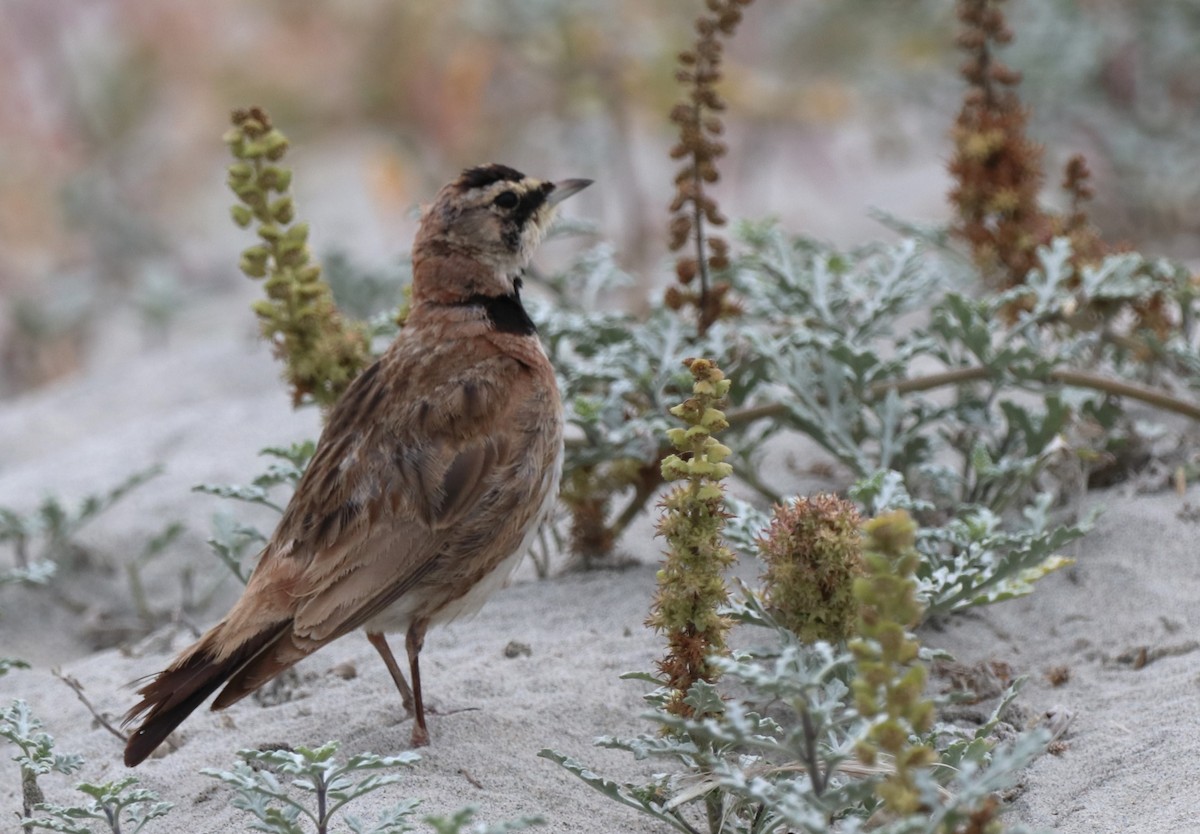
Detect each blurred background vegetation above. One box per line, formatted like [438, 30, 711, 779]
[2, 0, 1199, 395]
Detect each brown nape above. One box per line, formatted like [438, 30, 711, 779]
[122, 623, 288, 767]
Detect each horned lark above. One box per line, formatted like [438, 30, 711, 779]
[123, 164, 591, 766]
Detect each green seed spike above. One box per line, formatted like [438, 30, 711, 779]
[646, 357, 736, 719]
[225, 106, 369, 409]
[848, 509, 936, 816]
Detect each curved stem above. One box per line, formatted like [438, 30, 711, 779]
[609, 474, 664, 542]
[1048, 369, 1200, 420]
[566, 366, 1200, 454]
[567, 363, 1200, 550]
[868, 366, 991, 396]
[868, 366, 1200, 421]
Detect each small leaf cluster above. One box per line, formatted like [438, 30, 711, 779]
[647, 358, 737, 718]
[423, 808, 543, 834]
[1, 700, 85, 784]
[201, 743, 539, 834]
[0, 658, 31, 677]
[2, 699, 85, 828]
[194, 441, 316, 515]
[225, 107, 370, 408]
[193, 441, 316, 584]
[201, 742, 421, 834]
[24, 777, 172, 834]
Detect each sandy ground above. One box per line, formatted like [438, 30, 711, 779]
[2, 292, 1200, 832]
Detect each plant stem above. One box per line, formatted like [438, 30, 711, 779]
[126, 561, 154, 627]
[571, 363, 1200, 550]
[22, 766, 42, 833]
[609, 473, 664, 540]
[316, 777, 327, 834]
[691, 100, 711, 335]
[717, 367, 1200, 423]
[871, 367, 1200, 421]
[800, 707, 826, 796]
[705, 789, 721, 834]
[52, 669, 128, 743]
[575, 366, 1200, 452]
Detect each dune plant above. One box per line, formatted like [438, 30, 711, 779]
[124, 521, 186, 630]
[226, 107, 370, 409]
[2, 700, 173, 834]
[848, 512, 935, 817]
[1, 700, 84, 833]
[538, 0, 1198, 576]
[202, 743, 421, 834]
[544, 511, 1047, 832]
[647, 357, 737, 721]
[757, 495, 863, 644]
[550, 0, 753, 568]
[948, 0, 1046, 291]
[23, 777, 173, 834]
[664, 0, 752, 334]
[202, 742, 540, 834]
[0, 658, 30, 677]
[946, 0, 1178, 343]
[0, 468, 187, 646]
[423, 809, 544, 834]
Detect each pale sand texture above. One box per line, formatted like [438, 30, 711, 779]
[2, 296, 1199, 832]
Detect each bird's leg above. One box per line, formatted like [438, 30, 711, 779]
[366, 631, 414, 714]
[406, 618, 431, 748]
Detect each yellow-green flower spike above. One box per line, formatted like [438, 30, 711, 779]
[849, 510, 936, 817]
[646, 357, 737, 719]
[225, 107, 370, 410]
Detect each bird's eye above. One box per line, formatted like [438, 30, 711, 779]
[493, 191, 519, 209]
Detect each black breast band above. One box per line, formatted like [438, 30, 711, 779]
[460, 280, 536, 336]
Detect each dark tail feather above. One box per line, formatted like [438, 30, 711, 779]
[210, 637, 311, 711]
[123, 624, 288, 767]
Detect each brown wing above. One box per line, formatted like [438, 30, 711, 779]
[286, 432, 515, 643]
[205, 345, 531, 699]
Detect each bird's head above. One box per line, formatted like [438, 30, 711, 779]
[412, 164, 591, 301]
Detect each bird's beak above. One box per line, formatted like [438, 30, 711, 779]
[546, 178, 593, 206]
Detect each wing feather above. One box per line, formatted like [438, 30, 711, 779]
[246, 349, 528, 647]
